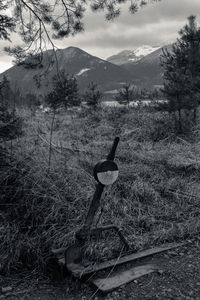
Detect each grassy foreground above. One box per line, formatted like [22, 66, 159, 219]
[1, 105, 200, 273]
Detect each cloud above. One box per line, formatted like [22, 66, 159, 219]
[53, 0, 200, 58]
[0, 0, 200, 71]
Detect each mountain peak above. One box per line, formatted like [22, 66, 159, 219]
[56, 46, 84, 56]
[54, 46, 90, 63]
[63, 46, 82, 52]
[107, 45, 161, 65]
[133, 45, 160, 57]
[0, 45, 131, 96]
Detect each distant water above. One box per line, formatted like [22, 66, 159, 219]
[102, 100, 167, 107]
[38, 101, 166, 113]
[102, 100, 152, 107]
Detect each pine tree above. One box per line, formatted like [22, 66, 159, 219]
[84, 82, 102, 108]
[180, 16, 200, 123]
[0, 75, 13, 105]
[161, 15, 200, 133]
[25, 93, 41, 115]
[115, 84, 135, 108]
[0, 76, 22, 141]
[161, 45, 188, 132]
[45, 71, 80, 111]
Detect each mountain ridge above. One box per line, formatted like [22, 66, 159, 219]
[116, 44, 173, 89]
[107, 45, 160, 65]
[0, 46, 133, 96]
[0, 44, 172, 96]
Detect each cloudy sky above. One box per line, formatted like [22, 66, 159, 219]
[0, 0, 200, 73]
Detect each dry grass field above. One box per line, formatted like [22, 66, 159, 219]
[1, 105, 200, 274]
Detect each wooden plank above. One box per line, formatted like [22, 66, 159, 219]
[58, 257, 65, 266]
[67, 242, 183, 277]
[52, 247, 67, 255]
[92, 264, 158, 292]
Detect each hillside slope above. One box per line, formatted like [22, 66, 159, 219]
[119, 44, 173, 88]
[0, 47, 132, 96]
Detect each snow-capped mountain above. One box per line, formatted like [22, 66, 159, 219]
[0, 44, 173, 97]
[107, 45, 160, 65]
[133, 45, 160, 58]
[121, 44, 173, 88]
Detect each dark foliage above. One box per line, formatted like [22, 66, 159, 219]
[84, 82, 102, 108]
[0, 76, 23, 140]
[0, 0, 160, 66]
[160, 15, 200, 133]
[45, 71, 80, 110]
[115, 84, 136, 107]
[0, 1, 15, 41]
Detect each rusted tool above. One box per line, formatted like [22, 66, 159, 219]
[52, 137, 184, 292]
[65, 137, 129, 269]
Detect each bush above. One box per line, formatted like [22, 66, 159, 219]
[0, 153, 92, 272]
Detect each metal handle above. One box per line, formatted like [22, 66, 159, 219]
[83, 183, 104, 229]
[107, 137, 120, 161]
[80, 137, 120, 232]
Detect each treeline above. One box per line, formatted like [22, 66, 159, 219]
[0, 73, 104, 112]
[44, 71, 103, 111]
[114, 84, 163, 107]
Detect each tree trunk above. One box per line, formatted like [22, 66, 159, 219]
[48, 111, 56, 172]
[193, 108, 197, 124]
[171, 111, 177, 130]
[127, 100, 130, 109]
[178, 109, 182, 134]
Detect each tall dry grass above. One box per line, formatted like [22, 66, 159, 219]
[1, 105, 200, 273]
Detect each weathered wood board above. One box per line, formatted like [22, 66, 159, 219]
[91, 264, 158, 292]
[67, 242, 183, 277]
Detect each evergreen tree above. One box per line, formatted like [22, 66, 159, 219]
[84, 82, 102, 108]
[0, 75, 13, 105]
[180, 16, 200, 122]
[25, 93, 41, 115]
[161, 45, 188, 132]
[139, 88, 149, 100]
[161, 15, 200, 133]
[0, 76, 22, 141]
[115, 84, 135, 108]
[45, 71, 80, 111]
[0, 105, 22, 140]
[149, 88, 161, 101]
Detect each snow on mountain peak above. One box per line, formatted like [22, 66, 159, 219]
[133, 45, 160, 57]
[107, 45, 161, 65]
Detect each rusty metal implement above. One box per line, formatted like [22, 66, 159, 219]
[52, 137, 183, 292]
[64, 137, 129, 269]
